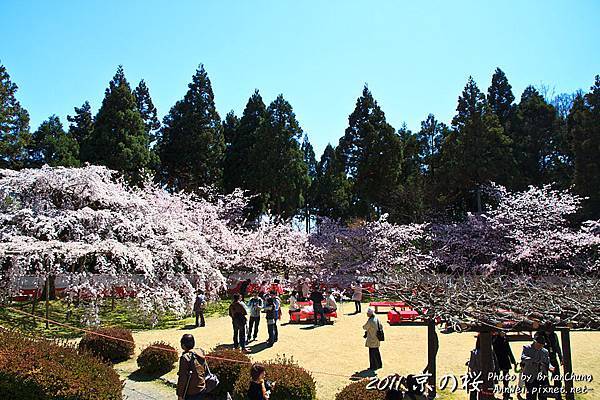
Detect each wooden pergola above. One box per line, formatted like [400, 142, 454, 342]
[377, 272, 600, 400]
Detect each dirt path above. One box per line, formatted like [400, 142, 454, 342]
[116, 303, 600, 400]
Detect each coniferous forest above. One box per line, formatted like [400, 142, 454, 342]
[1, 62, 599, 225]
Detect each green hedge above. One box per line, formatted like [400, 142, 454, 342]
[0, 328, 122, 400]
[233, 356, 316, 400]
[205, 348, 251, 397]
[137, 341, 178, 374]
[335, 380, 387, 400]
[78, 327, 134, 363]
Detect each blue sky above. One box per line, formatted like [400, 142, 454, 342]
[1, 0, 599, 157]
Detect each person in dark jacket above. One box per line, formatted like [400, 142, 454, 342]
[493, 331, 517, 399]
[263, 295, 278, 346]
[247, 363, 275, 400]
[239, 278, 251, 300]
[228, 294, 250, 353]
[539, 328, 563, 395]
[309, 286, 326, 325]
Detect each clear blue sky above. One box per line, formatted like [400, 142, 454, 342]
[2, 0, 599, 157]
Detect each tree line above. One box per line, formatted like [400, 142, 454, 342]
[1, 63, 598, 224]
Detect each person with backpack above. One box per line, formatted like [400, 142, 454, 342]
[176, 334, 218, 400]
[363, 307, 383, 370]
[309, 286, 326, 325]
[228, 294, 250, 353]
[193, 289, 207, 328]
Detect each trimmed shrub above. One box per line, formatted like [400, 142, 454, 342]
[233, 356, 316, 400]
[335, 380, 387, 400]
[137, 342, 178, 374]
[78, 327, 134, 363]
[205, 348, 251, 397]
[0, 328, 122, 400]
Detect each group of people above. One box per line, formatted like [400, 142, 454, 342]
[467, 329, 564, 400]
[229, 291, 282, 352]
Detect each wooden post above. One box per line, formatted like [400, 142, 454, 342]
[426, 320, 438, 399]
[44, 276, 49, 329]
[479, 331, 494, 400]
[561, 329, 575, 400]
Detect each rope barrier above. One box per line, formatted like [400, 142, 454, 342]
[5, 305, 357, 379]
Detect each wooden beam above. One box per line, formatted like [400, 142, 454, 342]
[426, 320, 438, 399]
[561, 329, 575, 400]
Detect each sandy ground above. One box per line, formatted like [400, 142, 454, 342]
[116, 303, 600, 400]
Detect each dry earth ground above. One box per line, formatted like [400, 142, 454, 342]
[116, 303, 600, 400]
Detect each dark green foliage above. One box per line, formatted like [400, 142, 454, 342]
[158, 64, 225, 192]
[82, 66, 155, 185]
[0, 63, 31, 169]
[335, 380, 386, 400]
[510, 86, 560, 189]
[311, 144, 352, 220]
[206, 348, 251, 397]
[136, 341, 178, 374]
[67, 101, 94, 148]
[133, 79, 161, 142]
[0, 328, 122, 400]
[233, 357, 316, 400]
[438, 76, 513, 213]
[392, 125, 425, 223]
[337, 85, 403, 220]
[301, 134, 317, 231]
[78, 327, 135, 363]
[570, 76, 600, 220]
[487, 68, 515, 128]
[29, 115, 79, 167]
[223, 110, 240, 148]
[224, 90, 267, 199]
[253, 94, 309, 219]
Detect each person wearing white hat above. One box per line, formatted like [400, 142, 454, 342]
[363, 308, 383, 370]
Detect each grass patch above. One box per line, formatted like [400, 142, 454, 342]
[0, 297, 231, 339]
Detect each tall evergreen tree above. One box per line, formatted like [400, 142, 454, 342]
[301, 134, 317, 232]
[417, 113, 447, 178]
[254, 95, 309, 219]
[570, 76, 600, 220]
[391, 124, 424, 223]
[487, 68, 515, 128]
[0, 63, 31, 169]
[222, 110, 240, 148]
[439, 77, 513, 213]
[223, 90, 266, 194]
[337, 85, 403, 220]
[133, 79, 161, 142]
[83, 66, 155, 185]
[29, 115, 79, 167]
[158, 65, 225, 192]
[509, 86, 561, 189]
[312, 144, 352, 220]
[67, 101, 94, 150]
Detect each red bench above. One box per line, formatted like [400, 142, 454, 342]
[289, 306, 337, 323]
[369, 301, 406, 313]
[387, 309, 420, 324]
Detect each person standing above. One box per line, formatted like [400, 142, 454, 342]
[541, 328, 563, 395]
[264, 295, 277, 346]
[351, 280, 363, 314]
[176, 334, 207, 400]
[521, 334, 552, 400]
[247, 292, 263, 342]
[193, 289, 207, 328]
[228, 294, 250, 353]
[301, 279, 311, 302]
[493, 331, 517, 399]
[363, 308, 383, 370]
[310, 286, 326, 325]
[323, 288, 338, 315]
[467, 336, 498, 400]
